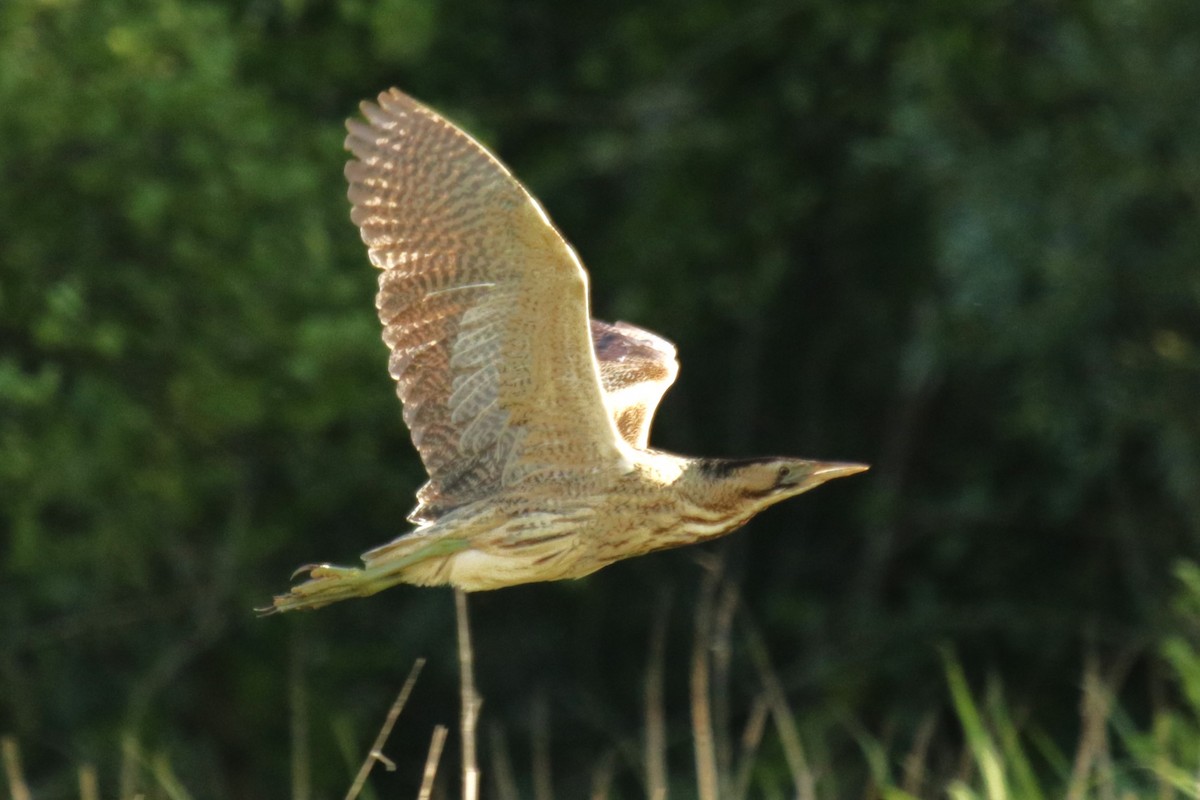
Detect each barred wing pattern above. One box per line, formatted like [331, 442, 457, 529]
[590, 320, 679, 450]
[346, 89, 629, 524]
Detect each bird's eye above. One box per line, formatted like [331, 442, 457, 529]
[777, 465, 791, 480]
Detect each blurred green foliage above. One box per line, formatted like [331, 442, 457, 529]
[1, 0, 1198, 797]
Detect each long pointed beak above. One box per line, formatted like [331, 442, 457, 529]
[811, 461, 870, 481]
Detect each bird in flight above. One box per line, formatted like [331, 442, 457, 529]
[271, 89, 867, 612]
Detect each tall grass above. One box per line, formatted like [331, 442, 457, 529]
[8, 563, 1200, 799]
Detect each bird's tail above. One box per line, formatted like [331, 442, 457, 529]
[265, 536, 470, 613]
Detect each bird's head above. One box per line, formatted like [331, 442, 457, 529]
[683, 456, 869, 518]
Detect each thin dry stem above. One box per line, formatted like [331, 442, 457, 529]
[290, 635, 311, 800]
[344, 657, 426, 800]
[456, 589, 481, 800]
[1149, 660, 1175, 800]
[691, 563, 721, 800]
[78, 763, 100, 800]
[733, 694, 770, 800]
[151, 752, 193, 800]
[712, 582, 739, 800]
[590, 751, 617, 800]
[1153, 714, 1175, 800]
[531, 693, 553, 800]
[488, 723, 519, 800]
[418, 726, 450, 800]
[644, 594, 671, 800]
[1067, 652, 1116, 800]
[119, 733, 141, 800]
[1, 737, 32, 800]
[742, 619, 816, 800]
[900, 712, 937, 797]
[953, 738, 975, 787]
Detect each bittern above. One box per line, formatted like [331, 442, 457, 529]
[271, 89, 867, 612]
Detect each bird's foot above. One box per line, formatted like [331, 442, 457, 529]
[263, 562, 371, 615]
[262, 537, 473, 614]
[295, 563, 360, 580]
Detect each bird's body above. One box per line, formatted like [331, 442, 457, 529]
[368, 455, 691, 590]
[271, 89, 866, 613]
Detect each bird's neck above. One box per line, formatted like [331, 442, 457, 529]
[664, 457, 772, 542]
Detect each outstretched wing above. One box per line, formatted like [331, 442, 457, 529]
[346, 89, 630, 524]
[590, 320, 679, 450]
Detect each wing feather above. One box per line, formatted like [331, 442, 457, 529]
[590, 320, 679, 450]
[346, 89, 629, 524]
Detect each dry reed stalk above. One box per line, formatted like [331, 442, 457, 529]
[78, 763, 100, 800]
[150, 752, 193, 800]
[712, 582, 739, 800]
[290, 635, 311, 800]
[455, 589, 481, 800]
[732, 694, 770, 800]
[1149, 660, 1175, 800]
[1152, 713, 1174, 800]
[488, 723, 519, 800]
[417, 726, 449, 800]
[532, 693, 554, 800]
[953, 739, 975, 788]
[589, 751, 616, 800]
[644, 594, 671, 800]
[742, 619, 816, 800]
[344, 657, 426, 800]
[900, 712, 937, 797]
[690, 562, 721, 800]
[1, 737, 32, 800]
[1067, 653, 1113, 800]
[119, 733, 141, 800]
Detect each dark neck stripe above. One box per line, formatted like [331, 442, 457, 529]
[696, 456, 779, 479]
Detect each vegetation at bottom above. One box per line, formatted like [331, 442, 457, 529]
[2, 0, 1198, 797]
[8, 563, 1200, 799]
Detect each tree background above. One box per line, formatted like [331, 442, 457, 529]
[1, 0, 1198, 797]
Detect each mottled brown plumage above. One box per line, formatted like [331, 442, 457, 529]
[590, 320, 678, 450]
[271, 89, 866, 612]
